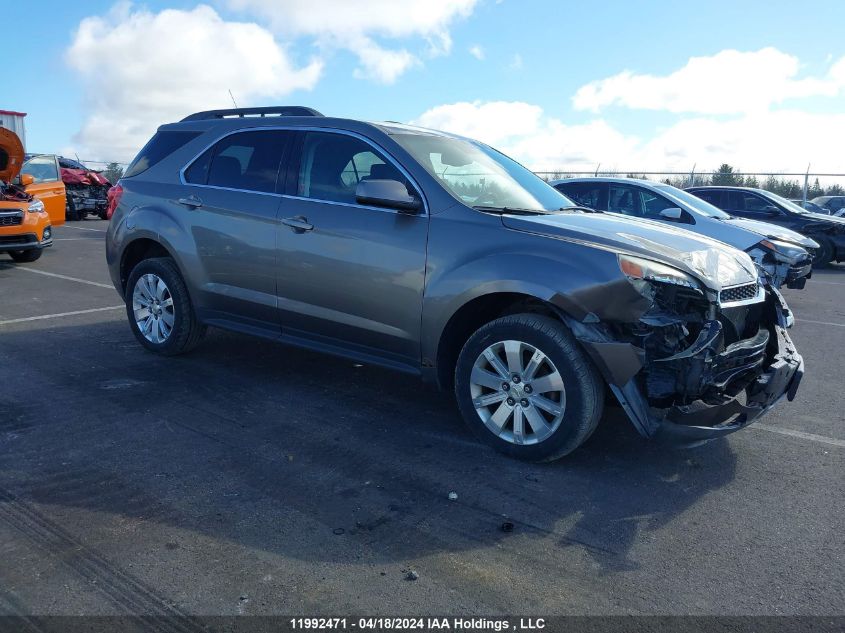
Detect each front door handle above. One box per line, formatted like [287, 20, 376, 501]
[177, 195, 203, 209]
[281, 216, 314, 233]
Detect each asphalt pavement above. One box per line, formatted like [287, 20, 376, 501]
[0, 220, 842, 618]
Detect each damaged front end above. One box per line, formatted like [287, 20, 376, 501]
[565, 254, 804, 445]
[747, 239, 814, 290]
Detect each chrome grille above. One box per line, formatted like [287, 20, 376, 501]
[0, 211, 23, 227]
[720, 282, 759, 304]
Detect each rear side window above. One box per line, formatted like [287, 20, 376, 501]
[124, 130, 201, 178]
[558, 183, 602, 209]
[187, 130, 290, 193]
[22, 155, 59, 182]
[692, 190, 721, 206]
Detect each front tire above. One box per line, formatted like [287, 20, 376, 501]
[812, 237, 834, 268]
[455, 313, 605, 462]
[8, 249, 43, 263]
[125, 257, 206, 355]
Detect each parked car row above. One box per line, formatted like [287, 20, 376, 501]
[104, 106, 806, 462]
[687, 186, 845, 267]
[553, 178, 818, 287]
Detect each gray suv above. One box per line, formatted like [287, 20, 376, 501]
[106, 106, 803, 461]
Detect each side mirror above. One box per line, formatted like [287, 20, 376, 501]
[20, 174, 34, 186]
[659, 207, 684, 220]
[763, 206, 781, 216]
[356, 179, 421, 213]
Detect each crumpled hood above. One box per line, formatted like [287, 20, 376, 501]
[502, 212, 758, 290]
[724, 217, 819, 249]
[0, 127, 24, 183]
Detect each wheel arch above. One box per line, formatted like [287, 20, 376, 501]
[433, 290, 575, 391]
[119, 237, 177, 295]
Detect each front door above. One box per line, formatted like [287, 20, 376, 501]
[275, 130, 428, 367]
[21, 155, 66, 226]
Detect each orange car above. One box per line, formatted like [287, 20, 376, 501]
[0, 127, 53, 262]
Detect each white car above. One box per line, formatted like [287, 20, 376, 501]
[552, 177, 818, 289]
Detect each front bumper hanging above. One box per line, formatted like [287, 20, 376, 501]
[566, 291, 804, 446]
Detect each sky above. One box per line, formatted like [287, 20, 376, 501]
[4, 0, 845, 173]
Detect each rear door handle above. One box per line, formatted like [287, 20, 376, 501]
[281, 216, 314, 233]
[177, 195, 203, 209]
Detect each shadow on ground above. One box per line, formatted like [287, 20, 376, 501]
[0, 318, 738, 576]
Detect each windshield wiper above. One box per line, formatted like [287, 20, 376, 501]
[560, 205, 601, 213]
[472, 205, 550, 215]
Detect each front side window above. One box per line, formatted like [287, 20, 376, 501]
[743, 193, 774, 212]
[297, 132, 409, 205]
[657, 186, 730, 219]
[393, 133, 572, 212]
[22, 155, 59, 183]
[639, 190, 676, 219]
[200, 131, 289, 193]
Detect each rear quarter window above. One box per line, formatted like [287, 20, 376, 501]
[124, 130, 201, 178]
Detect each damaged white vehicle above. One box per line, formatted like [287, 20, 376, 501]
[553, 178, 818, 290]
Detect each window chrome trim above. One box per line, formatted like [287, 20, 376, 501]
[178, 126, 429, 215]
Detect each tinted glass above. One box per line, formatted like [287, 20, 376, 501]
[640, 190, 676, 219]
[743, 193, 772, 212]
[559, 183, 602, 209]
[757, 190, 810, 214]
[184, 147, 213, 185]
[394, 133, 573, 212]
[657, 186, 730, 219]
[22, 155, 59, 182]
[125, 130, 200, 178]
[723, 191, 743, 210]
[298, 132, 408, 204]
[690, 189, 720, 206]
[608, 185, 638, 215]
[205, 131, 289, 193]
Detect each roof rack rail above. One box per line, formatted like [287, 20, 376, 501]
[181, 106, 324, 122]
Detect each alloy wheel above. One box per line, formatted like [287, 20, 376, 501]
[469, 339, 567, 445]
[132, 273, 175, 344]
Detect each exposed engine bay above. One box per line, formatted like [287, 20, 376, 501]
[0, 179, 33, 203]
[565, 279, 803, 444]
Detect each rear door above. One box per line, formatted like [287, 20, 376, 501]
[556, 181, 606, 210]
[21, 155, 66, 226]
[180, 129, 292, 328]
[274, 130, 428, 367]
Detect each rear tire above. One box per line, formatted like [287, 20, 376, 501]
[454, 313, 604, 462]
[8, 249, 43, 263]
[812, 237, 834, 268]
[125, 257, 206, 355]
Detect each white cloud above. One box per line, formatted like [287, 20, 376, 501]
[67, 3, 322, 162]
[508, 53, 523, 70]
[468, 45, 485, 60]
[411, 100, 845, 173]
[413, 101, 543, 146]
[227, 0, 480, 82]
[573, 47, 845, 114]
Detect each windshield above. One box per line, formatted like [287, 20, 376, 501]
[392, 133, 574, 212]
[654, 184, 732, 219]
[758, 190, 809, 214]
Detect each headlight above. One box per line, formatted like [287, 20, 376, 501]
[27, 200, 45, 214]
[678, 248, 757, 288]
[758, 239, 809, 265]
[618, 254, 702, 292]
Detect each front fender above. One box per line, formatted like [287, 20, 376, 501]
[421, 212, 648, 367]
